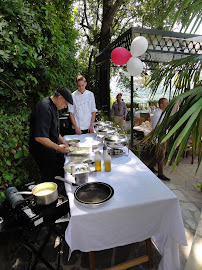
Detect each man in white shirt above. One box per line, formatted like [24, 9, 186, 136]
[68, 75, 97, 134]
[148, 98, 170, 181]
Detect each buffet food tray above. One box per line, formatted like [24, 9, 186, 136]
[67, 147, 90, 156]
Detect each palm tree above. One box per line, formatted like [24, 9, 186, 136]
[144, 0, 202, 172]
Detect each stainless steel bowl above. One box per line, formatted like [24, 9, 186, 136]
[103, 134, 128, 148]
[72, 163, 90, 185]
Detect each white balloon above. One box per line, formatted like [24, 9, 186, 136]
[127, 57, 143, 77]
[130, 36, 148, 57]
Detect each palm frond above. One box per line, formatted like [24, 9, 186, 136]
[143, 86, 202, 172]
[149, 54, 202, 98]
[149, 0, 202, 174]
[153, 0, 202, 33]
[162, 96, 202, 144]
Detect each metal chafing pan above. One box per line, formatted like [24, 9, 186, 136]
[103, 134, 128, 148]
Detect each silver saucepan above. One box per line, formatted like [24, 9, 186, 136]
[55, 176, 114, 208]
[14, 182, 58, 205]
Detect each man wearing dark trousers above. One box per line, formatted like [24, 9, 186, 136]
[148, 98, 170, 181]
[29, 86, 73, 192]
[68, 75, 97, 134]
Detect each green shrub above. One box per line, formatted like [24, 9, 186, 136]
[0, 0, 78, 106]
[0, 105, 39, 205]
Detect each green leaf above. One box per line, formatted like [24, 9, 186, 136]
[14, 150, 23, 159]
[175, 107, 201, 147]
[5, 160, 11, 166]
[3, 172, 14, 181]
[162, 93, 202, 143]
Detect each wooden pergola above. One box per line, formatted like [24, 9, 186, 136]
[95, 27, 202, 147]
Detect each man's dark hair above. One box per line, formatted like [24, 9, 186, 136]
[53, 86, 73, 104]
[158, 98, 167, 107]
[53, 91, 61, 97]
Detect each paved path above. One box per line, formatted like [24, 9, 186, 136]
[143, 155, 202, 270]
[0, 155, 201, 270]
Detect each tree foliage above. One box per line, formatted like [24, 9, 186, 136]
[0, 0, 78, 107]
[0, 0, 78, 203]
[72, 0, 184, 91]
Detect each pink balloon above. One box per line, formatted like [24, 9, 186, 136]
[111, 47, 131, 65]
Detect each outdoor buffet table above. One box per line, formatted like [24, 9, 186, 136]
[63, 133, 187, 270]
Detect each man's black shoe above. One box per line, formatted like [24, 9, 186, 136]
[158, 174, 170, 181]
[148, 167, 158, 173]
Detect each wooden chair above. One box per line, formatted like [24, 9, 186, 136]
[140, 113, 150, 121]
[133, 117, 144, 126]
[183, 140, 193, 163]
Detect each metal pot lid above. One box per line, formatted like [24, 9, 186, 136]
[74, 182, 114, 206]
[103, 134, 128, 142]
[95, 126, 117, 135]
[94, 121, 113, 128]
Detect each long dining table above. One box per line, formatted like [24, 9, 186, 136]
[63, 133, 187, 270]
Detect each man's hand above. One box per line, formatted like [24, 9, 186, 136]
[75, 127, 82, 135]
[88, 124, 94, 133]
[57, 144, 70, 153]
[59, 134, 69, 147]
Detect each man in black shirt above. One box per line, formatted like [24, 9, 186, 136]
[29, 86, 73, 190]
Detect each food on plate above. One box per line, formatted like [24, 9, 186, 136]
[65, 139, 80, 146]
[69, 146, 90, 155]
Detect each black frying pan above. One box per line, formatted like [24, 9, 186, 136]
[55, 177, 114, 208]
[74, 182, 114, 208]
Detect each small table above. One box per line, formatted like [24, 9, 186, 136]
[133, 125, 152, 136]
[63, 134, 187, 270]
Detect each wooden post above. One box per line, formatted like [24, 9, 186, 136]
[88, 251, 95, 270]
[146, 238, 153, 268]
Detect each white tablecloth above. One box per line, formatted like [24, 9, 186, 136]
[133, 110, 150, 118]
[134, 110, 153, 118]
[63, 133, 187, 270]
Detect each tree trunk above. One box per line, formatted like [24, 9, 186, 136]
[87, 48, 94, 86]
[97, 0, 124, 117]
